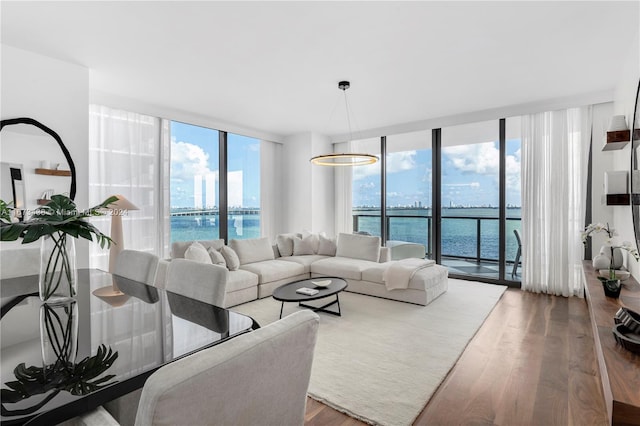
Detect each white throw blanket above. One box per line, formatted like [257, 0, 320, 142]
[383, 258, 435, 290]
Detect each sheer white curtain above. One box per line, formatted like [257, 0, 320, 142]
[88, 105, 172, 372]
[334, 141, 353, 234]
[521, 106, 592, 297]
[88, 105, 170, 269]
[260, 140, 283, 241]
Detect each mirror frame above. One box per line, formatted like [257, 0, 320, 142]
[0, 117, 77, 200]
[630, 79, 640, 251]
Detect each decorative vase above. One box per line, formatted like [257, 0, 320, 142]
[39, 300, 78, 367]
[39, 232, 77, 302]
[593, 253, 610, 270]
[602, 278, 622, 298]
[600, 245, 624, 269]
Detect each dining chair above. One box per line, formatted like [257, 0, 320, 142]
[67, 310, 320, 426]
[114, 250, 159, 286]
[165, 258, 228, 307]
[512, 229, 522, 277]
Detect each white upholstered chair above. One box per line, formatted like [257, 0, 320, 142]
[66, 310, 320, 426]
[114, 250, 159, 286]
[165, 258, 228, 307]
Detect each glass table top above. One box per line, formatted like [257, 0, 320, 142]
[0, 269, 255, 425]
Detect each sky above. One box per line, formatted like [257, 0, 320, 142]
[170, 121, 260, 209]
[169, 120, 521, 211]
[353, 139, 521, 209]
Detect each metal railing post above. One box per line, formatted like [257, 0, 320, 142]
[427, 216, 432, 258]
[386, 216, 391, 241]
[353, 215, 358, 232]
[476, 219, 481, 264]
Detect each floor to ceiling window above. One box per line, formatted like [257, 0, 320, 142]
[348, 119, 521, 285]
[505, 117, 522, 282]
[385, 130, 433, 257]
[352, 137, 382, 236]
[440, 120, 501, 279]
[169, 123, 261, 242]
[169, 121, 220, 243]
[227, 133, 261, 240]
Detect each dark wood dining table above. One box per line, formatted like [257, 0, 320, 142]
[0, 269, 257, 425]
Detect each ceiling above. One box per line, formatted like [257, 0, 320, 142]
[1, 1, 639, 141]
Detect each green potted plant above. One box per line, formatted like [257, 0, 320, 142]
[0, 199, 16, 223]
[581, 222, 639, 297]
[0, 194, 117, 301]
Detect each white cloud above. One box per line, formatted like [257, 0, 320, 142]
[422, 166, 432, 183]
[387, 151, 416, 173]
[506, 151, 521, 192]
[443, 182, 480, 188]
[444, 142, 499, 175]
[445, 142, 521, 195]
[353, 150, 417, 180]
[359, 181, 376, 190]
[171, 140, 215, 182]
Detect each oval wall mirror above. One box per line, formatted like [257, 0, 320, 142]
[0, 118, 77, 217]
[630, 79, 640, 250]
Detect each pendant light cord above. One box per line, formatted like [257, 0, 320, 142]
[343, 88, 354, 143]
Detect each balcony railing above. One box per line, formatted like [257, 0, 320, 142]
[353, 213, 521, 265]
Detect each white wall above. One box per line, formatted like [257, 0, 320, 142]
[611, 34, 640, 278]
[590, 102, 617, 254]
[310, 133, 335, 233]
[282, 132, 335, 235]
[1, 45, 90, 265]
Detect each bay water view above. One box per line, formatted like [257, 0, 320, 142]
[170, 207, 521, 264]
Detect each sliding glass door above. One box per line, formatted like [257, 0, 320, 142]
[440, 120, 501, 279]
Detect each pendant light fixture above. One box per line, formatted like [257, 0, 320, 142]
[310, 81, 379, 166]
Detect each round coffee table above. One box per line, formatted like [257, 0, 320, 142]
[272, 277, 347, 319]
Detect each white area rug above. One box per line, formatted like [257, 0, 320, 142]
[233, 279, 507, 426]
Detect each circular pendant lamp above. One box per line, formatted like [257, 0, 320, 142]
[310, 81, 379, 167]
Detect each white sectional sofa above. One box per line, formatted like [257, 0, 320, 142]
[160, 232, 448, 308]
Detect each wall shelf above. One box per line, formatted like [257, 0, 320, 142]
[35, 168, 71, 177]
[605, 194, 631, 205]
[602, 130, 631, 151]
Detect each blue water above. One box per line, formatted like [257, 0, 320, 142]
[171, 213, 260, 243]
[353, 207, 521, 262]
[169, 207, 522, 263]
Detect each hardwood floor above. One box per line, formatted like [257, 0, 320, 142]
[304, 289, 608, 426]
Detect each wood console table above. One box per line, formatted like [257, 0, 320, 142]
[582, 261, 640, 426]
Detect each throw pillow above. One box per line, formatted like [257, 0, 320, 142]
[171, 239, 225, 259]
[220, 246, 240, 271]
[336, 233, 381, 262]
[292, 235, 315, 256]
[275, 233, 298, 257]
[229, 237, 274, 265]
[302, 230, 325, 254]
[317, 234, 337, 256]
[184, 242, 213, 264]
[207, 247, 227, 267]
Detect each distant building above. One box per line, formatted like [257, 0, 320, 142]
[194, 174, 203, 209]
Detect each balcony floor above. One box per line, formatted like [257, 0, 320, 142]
[441, 257, 521, 282]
